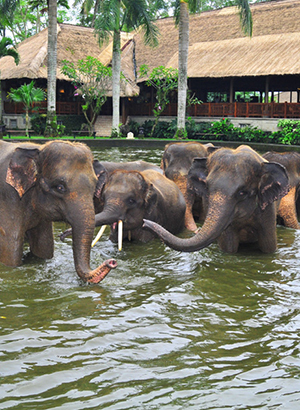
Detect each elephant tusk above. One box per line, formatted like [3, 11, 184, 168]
[118, 220, 123, 251]
[92, 225, 107, 248]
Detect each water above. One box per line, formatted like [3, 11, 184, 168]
[1, 146, 300, 409]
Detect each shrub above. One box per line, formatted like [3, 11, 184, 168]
[273, 119, 300, 145]
[31, 113, 46, 135]
[31, 114, 86, 136]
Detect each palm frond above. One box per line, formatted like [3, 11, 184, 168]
[236, 0, 252, 37]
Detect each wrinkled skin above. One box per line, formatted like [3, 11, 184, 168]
[60, 160, 164, 242]
[94, 166, 186, 245]
[0, 140, 116, 283]
[93, 160, 163, 213]
[263, 151, 300, 229]
[161, 141, 219, 232]
[144, 145, 289, 254]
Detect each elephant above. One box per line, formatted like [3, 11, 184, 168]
[92, 165, 186, 248]
[0, 140, 117, 283]
[60, 159, 164, 241]
[143, 145, 289, 254]
[93, 160, 163, 213]
[263, 151, 300, 229]
[161, 141, 219, 232]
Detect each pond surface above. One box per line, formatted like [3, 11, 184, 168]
[1, 146, 300, 409]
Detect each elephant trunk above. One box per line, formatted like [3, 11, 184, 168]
[143, 193, 233, 252]
[173, 175, 198, 232]
[95, 205, 125, 251]
[95, 207, 122, 227]
[70, 206, 117, 283]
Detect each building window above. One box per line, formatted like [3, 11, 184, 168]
[10, 119, 17, 128]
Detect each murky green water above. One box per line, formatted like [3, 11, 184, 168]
[1, 146, 300, 409]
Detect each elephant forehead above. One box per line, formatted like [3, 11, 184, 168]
[209, 159, 261, 186]
[107, 180, 141, 194]
[42, 155, 94, 177]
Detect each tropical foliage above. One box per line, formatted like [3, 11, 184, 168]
[61, 56, 112, 136]
[93, 0, 160, 137]
[139, 64, 178, 137]
[7, 80, 45, 137]
[0, 36, 19, 122]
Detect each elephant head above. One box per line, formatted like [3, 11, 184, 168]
[161, 142, 219, 232]
[93, 165, 161, 248]
[5, 141, 117, 283]
[144, 145, 289, 254]
[263, 151, 300, 229]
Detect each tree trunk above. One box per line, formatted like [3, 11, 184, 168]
[0, 74, 2, 123]
[45, 0, 57, 137]
[25, 107, 29, 137]
[177, 1, 189, 138]
[112, 30, 121, 137]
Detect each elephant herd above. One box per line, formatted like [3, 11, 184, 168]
[1, 139, 299, 284]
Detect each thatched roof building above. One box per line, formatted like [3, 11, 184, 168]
[128, 0, 300, 103]
[2, 0, 300, 123]
[0, 24, 139, 96]
[133, 0, 300, 77]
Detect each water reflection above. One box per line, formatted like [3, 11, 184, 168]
[0, 147, 300, 409]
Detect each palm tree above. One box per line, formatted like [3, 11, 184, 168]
[7, 80, 45, 137]
[0, 36, 20, 123]
[44, 0, 57, 137]
[94, 0, 159, 136]
[175, 0, 252, 138]
[29, 0, 68, 137]
[0, 0, 19, 37]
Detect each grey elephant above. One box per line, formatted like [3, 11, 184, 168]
[60, 159, 164, 241]
[92, 159, 163, 213]
[93, 164, 186, 248]
[143, 145, 289, 254]
[161, 141, 219, 232]
[0, 140, 116, 283]
[263, 151, 300, 229]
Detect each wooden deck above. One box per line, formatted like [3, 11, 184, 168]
[127, 101, 300, 119]
[4, 101, 300, 119]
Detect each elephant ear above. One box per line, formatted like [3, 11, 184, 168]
[206, 145, 221, 155]
[187, 157, 208, 197]
[93, 160, 108, 198]
[142, 175, 158, 213]
[258, 162, 290, 210]
[6, 147, 39, 198]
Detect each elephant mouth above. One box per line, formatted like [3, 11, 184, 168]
[86, 258, 117, 284]
[111, 220, 133, 250]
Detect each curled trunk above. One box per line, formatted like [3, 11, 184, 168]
[70, 206, 117, 283]
[143, 194, 232, 253]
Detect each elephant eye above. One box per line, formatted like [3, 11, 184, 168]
[55, 183, 66, 193]
[127, 197, 136, 206]
[238, 189, 248, 199]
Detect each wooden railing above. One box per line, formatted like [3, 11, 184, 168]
[4, 101, 83, 115]
[5, 100, 300, 119]
[127, 101, 300, 119]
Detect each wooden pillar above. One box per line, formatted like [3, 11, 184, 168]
[229, 78, 234, 103]
[265, 76, 269, 103]
[121, 97, 128, 124]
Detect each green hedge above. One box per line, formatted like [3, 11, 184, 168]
[31, 114, 87, 136]
[125, 118, 300, 145]
[28, 115, 300, 145]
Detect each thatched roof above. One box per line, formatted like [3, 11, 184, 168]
[133, 0, 300, 80]
[168, 32, 300, 77]
[1, 0, 300, 88]
[0, 24, 139, 96]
